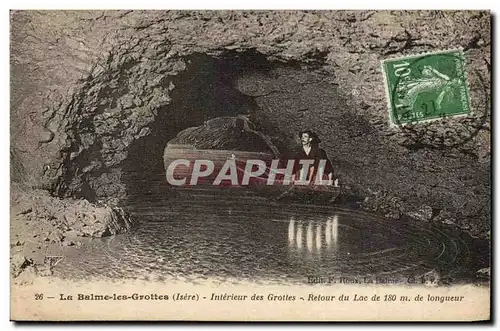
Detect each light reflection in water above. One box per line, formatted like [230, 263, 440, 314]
[287, 214, 339, 255]
[306, 221, 314, 252]
[288, 217, 295, 244]
[296, 223, 303, 249]
[331, 215, 338, 246]
[325, 217, 332, 247]
[316, 223, 322, 252]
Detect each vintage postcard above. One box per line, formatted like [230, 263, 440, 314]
[10, 10, 491, 321]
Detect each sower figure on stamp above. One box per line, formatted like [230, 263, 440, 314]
[399, 65, 462, 111]
[292, 130, 338, 187]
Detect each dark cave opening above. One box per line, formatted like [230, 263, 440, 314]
[121, 50, 290, 201]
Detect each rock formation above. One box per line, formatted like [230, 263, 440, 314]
[11, 10, 490, 240]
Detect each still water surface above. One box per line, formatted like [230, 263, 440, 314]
[54, 189, 487, 285]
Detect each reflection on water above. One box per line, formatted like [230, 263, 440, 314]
[52, 193, 486, 284]
[288, 215, 339, 255]
[316, 223, 322, 251]
[306, 222, 313, 251]
[288, 217, 295, 244]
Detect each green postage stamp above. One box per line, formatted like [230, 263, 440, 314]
[382, 49, 471, 125]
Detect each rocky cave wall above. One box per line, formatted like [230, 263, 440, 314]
[10, 10, 491, 235]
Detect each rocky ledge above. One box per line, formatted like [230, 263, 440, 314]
[10, 183, 137, 279]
